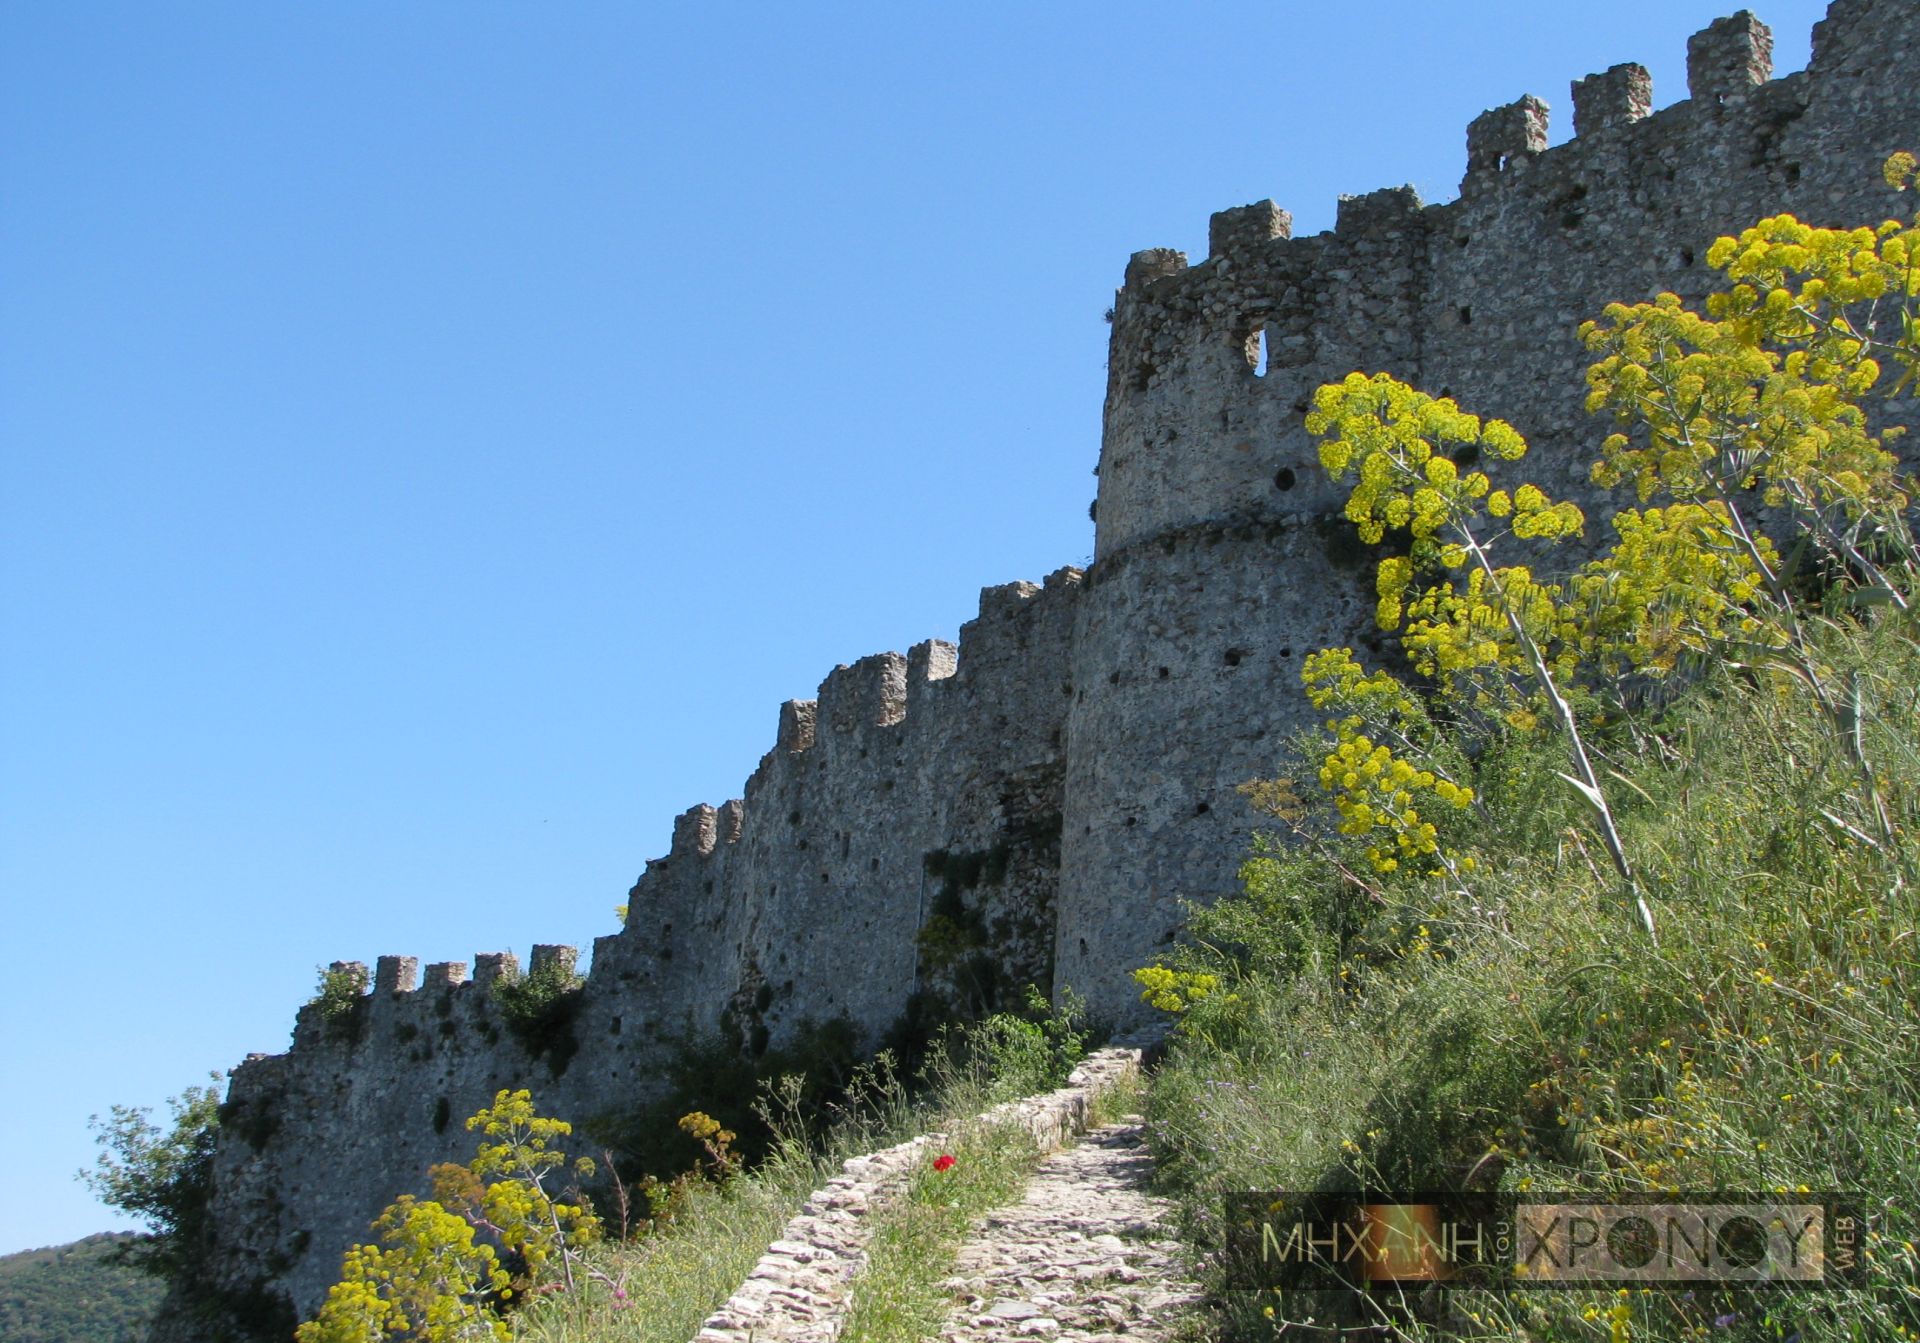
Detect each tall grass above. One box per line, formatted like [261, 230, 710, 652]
[1143, 603, 1920, 1341]
[509, 1139, 818, 1343]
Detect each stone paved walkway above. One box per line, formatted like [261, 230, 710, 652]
[937, 1119, 1202, 1343]
[695, 1045, 1160, 1343]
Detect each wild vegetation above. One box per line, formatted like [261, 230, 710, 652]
[282, 991, 1088, 1342]
[1134, 157, 1920, 1340]
[77, 1080, 223, 1293]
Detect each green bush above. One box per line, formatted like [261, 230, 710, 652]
[310, 963, 368, 1044]
[492, 961, 586, 1077]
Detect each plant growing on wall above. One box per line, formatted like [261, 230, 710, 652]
[492, 960, 586, 1076]
[309, 963, 369, 1043]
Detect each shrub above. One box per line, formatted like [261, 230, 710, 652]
[310, 963, 368, 1044]
[492, 961, 586, 1077]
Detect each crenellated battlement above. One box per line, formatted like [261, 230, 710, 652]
[635, 568, 1082, 894]
[1689, 10, 1774, 107]
[818, 651, 908, 735]
[1208, 200, 1290, 261]
[1572, 63, 1653, 138]
[529, 944, 577, 979]
[776, 698, 817, 754]
[629, 568, 1082, 903]
[672, 803, 721, 859]
[304, 942, 590, 1025]
[472, 951, 519, 990]
[373, 956, 417, 995]
[1333, 185, 1424, 237]
[1462, 95, 1549, 189]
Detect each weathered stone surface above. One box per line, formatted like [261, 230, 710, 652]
[166, 3, 1920, 1332]
[937, 1120, 1200, 1343]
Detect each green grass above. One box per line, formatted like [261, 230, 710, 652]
[1089, 1066, 1147, 1128]
[839, 1117, 1041, 1343]
[1140, 604, 1920, 1341]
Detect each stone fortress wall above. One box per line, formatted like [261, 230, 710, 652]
[175, 2, 1920, 1332]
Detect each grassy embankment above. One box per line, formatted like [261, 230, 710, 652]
[1141, 604, 1920, 1341]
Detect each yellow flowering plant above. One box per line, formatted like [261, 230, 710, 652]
[1585, 160, 1919, 597]
[1306, 374, 1650, 932]
[1299, 647, 1475, 876]
[1131, 964, 1223, 1013]
[1566, 502, 1786, 679]
[296, 1196, 511, 1343]
[1581, 155, 1920, 840]
[297, 1090, 599, 1342]
[463, 1089, 599, 1290]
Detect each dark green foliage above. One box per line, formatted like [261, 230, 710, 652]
[307, 965, 367, 1047]
[586, 1016, 866, 1182]
[958, 984, 1089, 1103]
[0, 1233, 165, 1343]
[216, 1094, 280, 1153]
[492, 961, 586, 1078]
[79, 1080, 221, 1285]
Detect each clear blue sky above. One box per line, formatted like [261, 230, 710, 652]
[1, 1, 1835, 1256]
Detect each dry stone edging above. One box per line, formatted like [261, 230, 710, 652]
[693, 1036, 1158, 1343]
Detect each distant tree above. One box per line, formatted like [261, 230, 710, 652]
[78, 1076, 222, 1282]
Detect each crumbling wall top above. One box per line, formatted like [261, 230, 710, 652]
[1572, 63, 1653, 138]
[1688, 10, 1774, 108]
[1209, 201, 1291, 261]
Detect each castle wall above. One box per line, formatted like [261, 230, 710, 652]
[174, 2, 1920, 1332]
[1056, 0, 1920, 1022]
[195, 572, 1083, 1322]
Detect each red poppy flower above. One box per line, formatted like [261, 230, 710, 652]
[932, 1153, 956, 1172]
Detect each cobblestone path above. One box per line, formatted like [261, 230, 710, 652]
[937, 1119, 1202, 1343]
